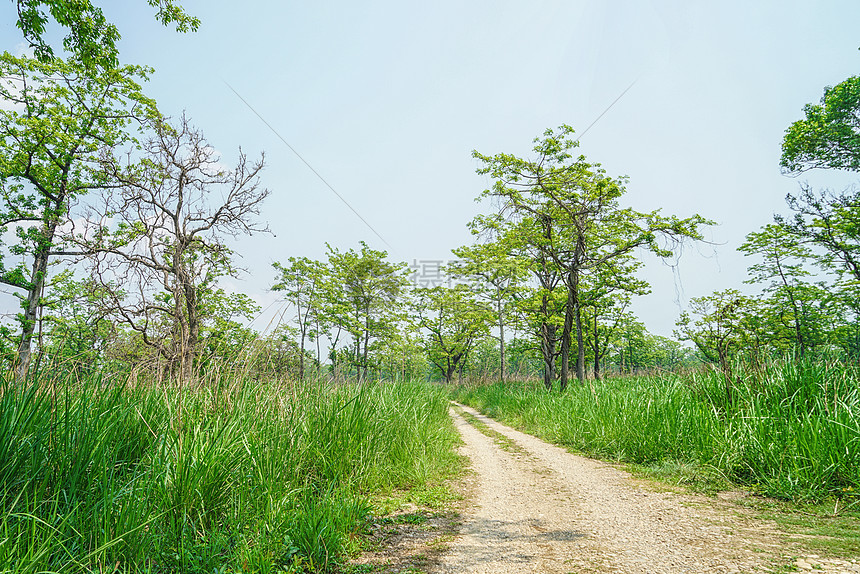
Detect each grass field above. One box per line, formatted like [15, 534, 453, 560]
[451, 359, 860, 503]
[0, 376, 460, 573]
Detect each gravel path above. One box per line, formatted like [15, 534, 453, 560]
[439, 403, 793, 574]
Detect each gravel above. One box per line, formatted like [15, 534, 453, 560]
[438, 403, 797, 574]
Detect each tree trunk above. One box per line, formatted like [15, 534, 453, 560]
[362, 317, 370, 381]
[574, 289, 585, 383]
[560, 277, 574, 391]
[560, 266, 587, 389]
[176, 244, 200, 385]
[541, 322, 556, 390]
[776, 258, 806, 357]
[299, 334, 305, 380]
[445, 362, 456, 384]
[592, 311, 601, 381]
[315, 317, 322, 375]
[15, 220, 57, 382]
[498, 299, 506, 383]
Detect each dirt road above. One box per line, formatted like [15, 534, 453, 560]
[438, 403, 858, 574]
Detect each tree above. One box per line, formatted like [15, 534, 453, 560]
[675, 290, 761, 400]
[773, 185, 860, 284]
[739, 223, 822, 356]
[470, 214, 567, 390]
[504, 337, 544, 379]
[38, 270, 116, 375]
[0, 53, 156, 379]
[75, 114, 269, 382]
[196, 288, 260, 370]
[778, 74, 860, 286]
[247, 325, 315, 380]
[613, 314, 653, 374]
[325, 242, 409, 380]
[14, 0, 199, 69]
[474, 125, 710, 387]
[272, 256, 327, 380]
[579, 255, 648, 380]
[376, 321, 426, 382]
[414, 285, 492, 383]
[781, 76, 860, 174]
[449, 240, 527, 382]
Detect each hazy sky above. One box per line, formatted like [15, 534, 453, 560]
[2, 1, 859, 337]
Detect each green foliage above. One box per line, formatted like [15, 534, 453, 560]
[14, 0, 200, 69]
[452, 357, 860, 502]
[325, 242, 411, 379]
[449, 241, 529, 382]
[775, 186, 860, 287]
[759, 73, 860, 361]
[781, 76, 860, 174]
[472, 125, 712, 386]
[272, 256, 329, 380]
[739, 223, 836, 356]
[0, 53, 156, 377]
[38, 270, 117, 374]
[675, 289, 761, 379]
[413, 284, 493, 382]
[0, 376, 460, 572]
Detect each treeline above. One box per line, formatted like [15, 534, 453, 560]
[676, 75, 860, 392]
[256, 74, 860, 389]
[267, 239, 700, 387]
[9, 61, 860, 388]
[3, 5, 860, 390]
[0, 52, 707, 385]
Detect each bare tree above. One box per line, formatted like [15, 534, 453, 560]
[74, 114, 269, 382]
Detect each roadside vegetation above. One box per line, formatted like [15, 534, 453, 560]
[0, 376, 459, 573]
[452, 358, 860, 503]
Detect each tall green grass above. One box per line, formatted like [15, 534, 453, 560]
[451, 358, 860, 502]
[0, 377, 459, 573]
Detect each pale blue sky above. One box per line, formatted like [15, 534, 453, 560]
[2, 1, 859, 337]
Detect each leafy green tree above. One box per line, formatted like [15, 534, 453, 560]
[759, 284, 834, 355]
[376, 321, 426, 381]
[778, 74, 860, 285]
[449, 239, 528, 382]
[247, 324, 316, 380]
[675, 289, 762, 399]
[504, 337, 544, 379]
[773, 185, 860, 284]
[579, 255, 648, 379]
[649, 335, 697, 371]
[325, 242, 409, 380]
[414, 285, 492, 383]
[0, 53, 156, 379]
[739, 223, 828, 355]
[272, 257, 328, 380]
[473, 215, 566, 389]
[196, 288, 260, 370]
[468, 337, 502, 379]
[14, 0, 199, 69]
[828, 284, 860, 358]
[771, 73, 860, 358]
[781, 76, 860, 174]
[474, 125, 711, 387]
[75, 114, 269, 382]
[38, 270, 115, 374]
[612, 314, 654, 374]
[611, 322, 697, 375]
